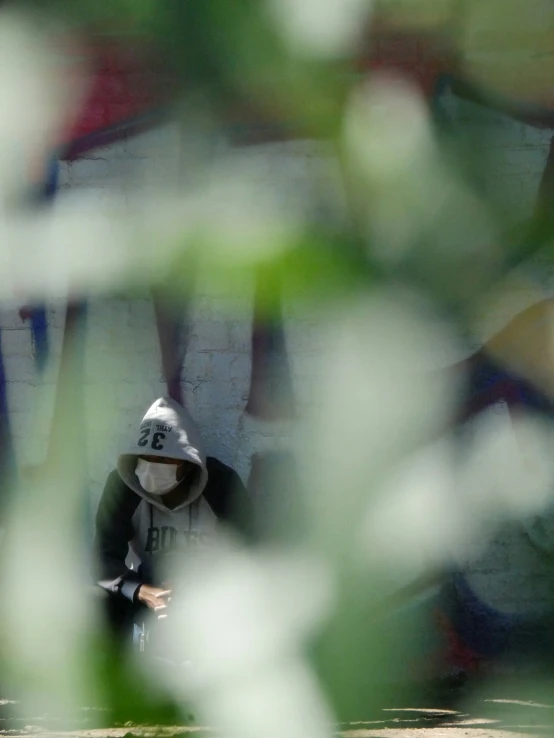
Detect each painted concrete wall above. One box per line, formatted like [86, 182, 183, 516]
[442, 96, 554, 616]
[1, 98, 553, 619]
[0, 126, 330, 510]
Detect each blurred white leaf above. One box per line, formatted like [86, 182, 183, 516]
[158, 538, 332, 688]
[0, 11, 82, 202]
[194, 660, 334, 738]
[360, 439, 463, 585]
[0, 475, 95, 718]
[0, 148, 308, 301]
[266, 0, 372, 58]
[359, 404, 554, 590]
[300, 290, 460, 551]
[343, 75, 498, 273]
[145, 536, 334, 738]
[461, 406, 554, 521]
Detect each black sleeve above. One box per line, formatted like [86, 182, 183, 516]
[203, 457, 258, 543]
[94, 471, 142, 601]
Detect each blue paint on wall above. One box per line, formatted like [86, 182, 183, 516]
[19, 159, 59, 372]
[0, 158, 59, 515]
[19, 306, 49, 373]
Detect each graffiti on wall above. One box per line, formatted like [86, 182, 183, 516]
[0, 161, 58, 503]
[437, 340, 554, 675]
[0, 161, 90, 549]
[3, 180, 554, 679]
[1, 106, 554, 681]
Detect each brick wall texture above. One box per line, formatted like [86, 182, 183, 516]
[2, 89, 553, 615]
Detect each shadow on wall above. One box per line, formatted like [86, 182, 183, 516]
[248, 450, 309, 544]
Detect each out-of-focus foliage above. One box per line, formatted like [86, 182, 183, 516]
[0, 0, 554, 734]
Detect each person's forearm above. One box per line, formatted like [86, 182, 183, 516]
[96, 556, 143, 601]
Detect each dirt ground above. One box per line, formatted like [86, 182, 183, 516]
[1, 697, 553, 738]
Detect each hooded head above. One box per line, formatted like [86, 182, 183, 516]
[118, 397, 208, 511]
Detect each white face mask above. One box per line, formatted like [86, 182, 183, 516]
[136, 459, 180, 494]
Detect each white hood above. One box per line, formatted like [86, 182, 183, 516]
[118, 397, 208, 512]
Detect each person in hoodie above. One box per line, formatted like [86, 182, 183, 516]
[94, 397, 255, 644]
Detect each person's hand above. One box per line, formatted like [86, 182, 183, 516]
[137, 585, 172, 618]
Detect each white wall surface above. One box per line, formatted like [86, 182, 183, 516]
[2, 99, 554, 615]
[0, 126, 331, 509]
